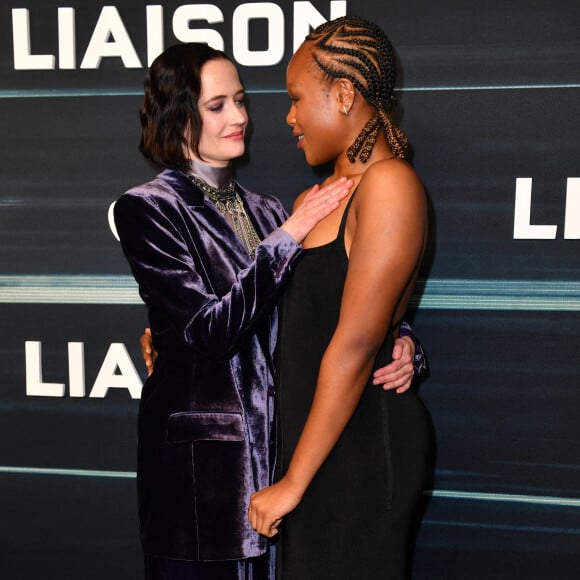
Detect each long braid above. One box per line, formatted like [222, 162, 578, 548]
[305, 16, 408, 162]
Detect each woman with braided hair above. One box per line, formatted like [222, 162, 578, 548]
[249, 16, 432, 579]
[123, 40, 425, 579]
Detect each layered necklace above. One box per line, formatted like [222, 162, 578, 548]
[187, 159, 261, 258]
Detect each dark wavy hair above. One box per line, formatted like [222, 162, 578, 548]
[305, 16, 408, 162]
[139, 43, 232, 171]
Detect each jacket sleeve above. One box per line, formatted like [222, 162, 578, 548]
[398, 321, 428, 375]
[114, 189, 300, 357]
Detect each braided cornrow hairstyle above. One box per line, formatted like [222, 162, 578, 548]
[305, 16, 408, 162]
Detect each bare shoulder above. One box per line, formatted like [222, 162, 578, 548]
[352, 158, 426, 235]
[358, 158, 424, 205]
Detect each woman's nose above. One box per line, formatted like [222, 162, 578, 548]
[286, 103, 296, 126]
[232, 106, 248, 126]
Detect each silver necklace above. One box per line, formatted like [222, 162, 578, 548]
[188, 174, 261, 257]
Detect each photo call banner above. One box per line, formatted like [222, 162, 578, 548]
[1, 1, 579, 578]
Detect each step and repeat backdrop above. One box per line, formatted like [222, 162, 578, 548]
[1, 1, 579, 578]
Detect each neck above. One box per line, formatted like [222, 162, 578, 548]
[187, 158, 234, 190]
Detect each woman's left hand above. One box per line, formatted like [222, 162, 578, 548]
[248, 478, 303, 538]
[140, 328, 158, 376]
[372, 336, 415, 393]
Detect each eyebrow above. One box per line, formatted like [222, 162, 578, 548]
[201, 89, 245, 106]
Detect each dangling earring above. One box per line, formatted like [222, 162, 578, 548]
[342, 105, 349, 116]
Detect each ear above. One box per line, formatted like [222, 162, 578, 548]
[336, 78, 355, 115]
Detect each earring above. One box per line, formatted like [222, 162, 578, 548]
[342, 105, 349, 116]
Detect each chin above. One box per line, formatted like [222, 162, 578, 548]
[304, 153, 326, 168]
[229, 145, 246, 159]
[302, 151, 317, 167]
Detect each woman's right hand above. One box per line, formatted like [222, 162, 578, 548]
[139, 180, 351, 372]
[280, 177, 353, 243]
[140, 327, 158, 376]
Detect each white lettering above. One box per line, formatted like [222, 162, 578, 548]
[89, 343, 143, 399]
[58, 7, 76, 69]
[172, 4, 225, 50]
[108, 201, 120, 241]
[68, 342, 86, 397]
[25, 341, 65, 397]
[513, 178, 557, 240]
[293, 0, 347, 51]
[564, 178, 580, 239]
[233, 3, 284, 66]
[13, 3, 347, 71]
[12, 9, 55, 70]
[80, 6, 142, 69]
[25, 341, 143, 399]
[146, 5, 165, 66]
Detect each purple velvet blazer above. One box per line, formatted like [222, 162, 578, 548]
[114, 169, 302, 562]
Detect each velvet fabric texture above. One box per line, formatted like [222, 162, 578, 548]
[114, 169, 301, 562]
[144, 553, 271, 580]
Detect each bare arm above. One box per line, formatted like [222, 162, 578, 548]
[249, 160, 426, 536]
[295, 184, 421, 394]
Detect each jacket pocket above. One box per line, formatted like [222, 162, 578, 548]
[167, 411, 245, 443]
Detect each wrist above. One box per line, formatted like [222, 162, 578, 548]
[398, 321, 428, 375]
[279, 221, 302, 244]
[282, 471, 308, 500]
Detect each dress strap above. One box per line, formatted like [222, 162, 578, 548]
[334, 188, 358, 274]
[337, 187, 358, 244]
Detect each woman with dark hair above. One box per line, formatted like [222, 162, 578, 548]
[249, 17, 433, 579]
[115, 42, 354, 580]
[115, 42, 420, 579]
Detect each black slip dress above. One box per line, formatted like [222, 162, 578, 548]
[275, 193, 431, 579]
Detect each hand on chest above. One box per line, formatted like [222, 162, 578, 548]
[302, 194, 355, 252]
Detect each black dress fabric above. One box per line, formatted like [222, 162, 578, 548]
[275, 195, 432, 579]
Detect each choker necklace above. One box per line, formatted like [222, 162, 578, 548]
[188, 174, 237, 201]
[187, 173, 261, 258]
